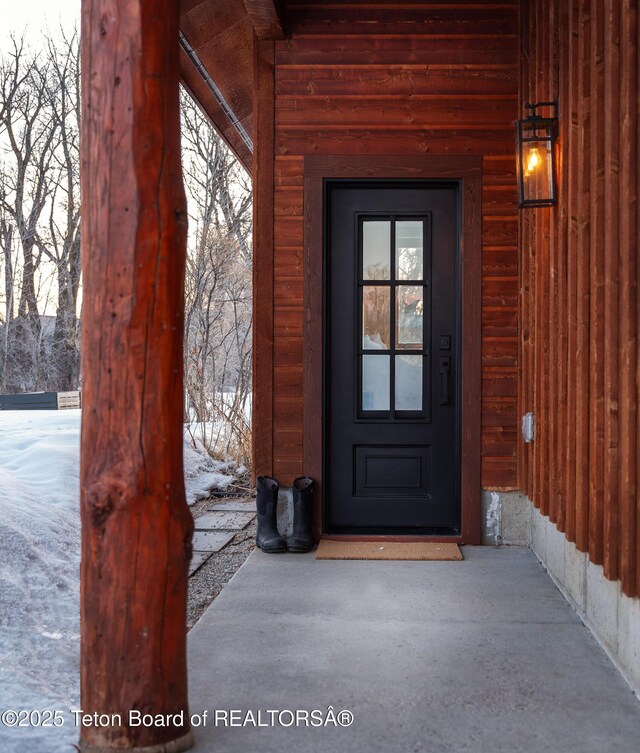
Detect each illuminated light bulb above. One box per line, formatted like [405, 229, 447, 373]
[525, 147, 541, 176]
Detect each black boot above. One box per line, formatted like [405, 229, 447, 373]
[256, 476, 286, 553]
[288, 476, 314, 553]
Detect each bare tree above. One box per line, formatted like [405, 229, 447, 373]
[0, 41, 252, 473]
[39, 30, 81, 391]
[0, 30, 81, 392]
[0, 37, 58, 390]
[181, 91, 253, 465]
[0, 212, 17, 382]
[181, 93, 252, 260]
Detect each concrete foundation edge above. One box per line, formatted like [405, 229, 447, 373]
[481, 489, 531, 546]
[279, 488, 533, 545]
[528, 503, 640, 700]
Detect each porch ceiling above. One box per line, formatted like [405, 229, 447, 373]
[179, 0, 285, 172]
[178, 1, 520, 171]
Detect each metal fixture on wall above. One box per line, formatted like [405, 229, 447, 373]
[516, 101, 558, 208]
[521, 412, 535, 443]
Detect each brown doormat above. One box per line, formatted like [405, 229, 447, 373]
[315, 540, 463, 561]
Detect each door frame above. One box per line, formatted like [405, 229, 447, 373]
[303, 156, 482, 544]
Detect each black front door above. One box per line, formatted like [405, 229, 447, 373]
[326, 182, 460, 534]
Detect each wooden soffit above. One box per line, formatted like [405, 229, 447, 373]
[179, 0, 285, 172]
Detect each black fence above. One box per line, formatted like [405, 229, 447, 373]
[0, 391, 82, 411]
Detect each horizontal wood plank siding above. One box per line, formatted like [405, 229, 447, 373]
[264, 2, 519, 486]
[521, 0, 639, 597]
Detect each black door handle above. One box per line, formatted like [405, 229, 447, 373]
[439, 357, 451, 405]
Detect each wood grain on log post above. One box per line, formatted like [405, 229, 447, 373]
[80, 1, 193, 751]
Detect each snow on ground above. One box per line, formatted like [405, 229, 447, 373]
[184, 431, 235, 502]
[0, 410, 235, 753]
[0, 411, 81, 753]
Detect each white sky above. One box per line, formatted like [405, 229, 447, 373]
[1, 2, 80, 316]
[2, 1, 80, 47]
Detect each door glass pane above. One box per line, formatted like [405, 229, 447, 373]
[363, 286, 390, 349]
[396, 220, 423, 280]
[363, 221, 390, 280]
[362, 355, 390, 411]
[395, 355, 423, 410]
[396, 286, 423, 349]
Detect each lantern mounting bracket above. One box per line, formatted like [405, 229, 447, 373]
[524, 101, 558, 117]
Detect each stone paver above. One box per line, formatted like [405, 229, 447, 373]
[189, 551, 213, 576]
[192, 530, 235, 553]
[195, 511, 255, 531]
[208, 500, 256, 513]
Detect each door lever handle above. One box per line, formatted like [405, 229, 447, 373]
[439, 357, 451, 405]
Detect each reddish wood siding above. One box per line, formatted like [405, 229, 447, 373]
[263, 1, 520, 486]
[520, 0, 638, 596]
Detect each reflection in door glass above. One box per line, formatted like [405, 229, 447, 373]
[363, 221, 391, 280]
[395, 355, 423, 410]
[396, 286, 423, 349]
[362, 355, 390, 410]
[362, 286, 390, 349]
[396, 220, 423, 280]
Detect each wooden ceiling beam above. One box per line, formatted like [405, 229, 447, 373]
[242, 0, 286, 40]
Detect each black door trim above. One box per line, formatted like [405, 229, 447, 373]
[303, 156, 482, 544]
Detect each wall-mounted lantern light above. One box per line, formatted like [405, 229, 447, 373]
[516, 101, 558, 208]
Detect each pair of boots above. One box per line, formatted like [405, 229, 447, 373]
[256, 476, 314, 553]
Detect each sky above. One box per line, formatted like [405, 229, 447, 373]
[2, 0, 80, 47]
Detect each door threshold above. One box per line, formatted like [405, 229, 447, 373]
[320, 534, 464, 544]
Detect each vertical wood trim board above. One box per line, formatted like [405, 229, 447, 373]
[253, 39, 275, 478]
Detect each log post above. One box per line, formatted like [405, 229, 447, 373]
[79, 1, 193, 751]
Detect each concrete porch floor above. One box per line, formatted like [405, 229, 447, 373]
[188, 547, 640, 753]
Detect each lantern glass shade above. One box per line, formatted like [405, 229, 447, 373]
[516, 115, 557, 207]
